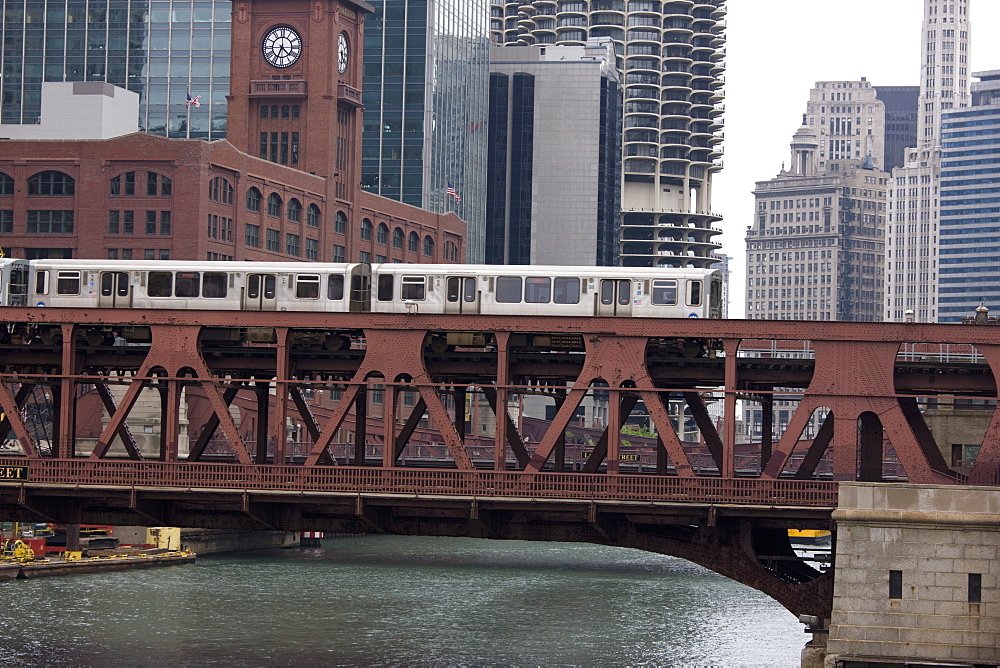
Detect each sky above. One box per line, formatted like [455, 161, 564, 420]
[713, 0, 1000, 317]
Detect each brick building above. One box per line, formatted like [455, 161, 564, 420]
[0, 0, 465, 264]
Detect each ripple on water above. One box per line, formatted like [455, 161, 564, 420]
[0, 535, 803, 667]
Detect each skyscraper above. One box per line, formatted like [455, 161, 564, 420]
[937, 70, 1000, 321]
[745, 112, 888, 322]
[491, 0, 726, 269]
[885, 0, 971, 322]
[486, 41, 621, 266]
[0, 1, 232, 140]
[360, 0, 490, 262]
[875, 85, 920, 173]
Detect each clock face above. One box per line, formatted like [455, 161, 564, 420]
[338, 33, 349, 74]
[262, 26, 302, 68]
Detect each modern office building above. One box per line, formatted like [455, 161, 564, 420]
[486, 41, 621, 266]
[360, 0, 490, 262]
[745, 118, 889, 322]
[875, 85, 920, 173]
[0, 0, 232, 140]
[491, 0, 726, 269]
[938, 70, 1000, 322]
[885, 0, 971, 322]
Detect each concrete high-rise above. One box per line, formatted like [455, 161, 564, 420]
[885, 0, 971, 322]
[937, 70, 1000, 322]
[745, 114, 888, 322]
[491, 0, 726, 269]
[360, 0, 490, 262]
[486, 41, 621, 266]
[803, 80, 885, 173]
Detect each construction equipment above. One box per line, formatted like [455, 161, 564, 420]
[1, 539, 36, 562]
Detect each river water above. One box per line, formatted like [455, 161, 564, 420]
[0, 535, 807, 666]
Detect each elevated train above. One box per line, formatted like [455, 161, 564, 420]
[0, 258, 722, 350]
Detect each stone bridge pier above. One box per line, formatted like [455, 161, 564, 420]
[815, 483, 1000, 667]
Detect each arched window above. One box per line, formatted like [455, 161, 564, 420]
[209, 176, 233, 204]
[109, 171, 136, 196]
[147, 172, 172, 197]
[360, 218, 372, 241]
[334, 210, 347, 233]
[267, 193, 282, 217]
[408, 231, 419, 252]
[423, 235, 435, 257]
[246, 187, 262, 212]
[260, 106, 269, 118]
[307, 204, 321, 227]
[287, 198, 302, 222]
[28, 171, 75, 196]
[0, 172, 12, 196]
[376, 222, 388, 244]
[392, 227, 404, 249]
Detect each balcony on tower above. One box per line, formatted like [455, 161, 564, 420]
[250, 80, 307, 97]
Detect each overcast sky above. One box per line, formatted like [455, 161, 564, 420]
[713, 0, 1000, 317]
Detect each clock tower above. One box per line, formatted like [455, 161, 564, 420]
[228, 0, 368, 193]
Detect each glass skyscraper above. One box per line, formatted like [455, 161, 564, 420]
[1, 0, 230, 140]
[360, 0, 490, 262]
[938, 70, 1000, 322]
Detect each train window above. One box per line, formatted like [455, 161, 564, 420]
[148, 272, 173, 297]
[524, 277, 551, 304]
[202, 273, 227, 298]
[34, 271, 49, 295]
[688, 280, 702, 306]
[617, 280, 630, 307]
[447, 277, 460, 302]
[377, 274, 394, 301]
[56, 271, 81, 295]
[327, 275, 345, 300]
[651, 280, 678, 305]
[553, 277, 580, 304]
[174, 272, 201, 298]
[463, 278, 476, 302]
[295, 274, 320, 299]
[401, 275, 426, 300]
[600, 280, 614, 305]
[496, 276, 522, 303]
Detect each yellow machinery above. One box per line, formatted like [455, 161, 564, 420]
[1, 539, 36, 562]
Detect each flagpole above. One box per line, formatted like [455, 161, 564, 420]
[186, 87, 191, 140]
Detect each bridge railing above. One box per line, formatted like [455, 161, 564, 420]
[0, 459, 839, 507]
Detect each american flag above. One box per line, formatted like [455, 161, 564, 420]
[446, 182, 460, 202]
[186, 91, 201, 108]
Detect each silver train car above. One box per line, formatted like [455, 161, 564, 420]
[1, 259, 722, 350]
[5, 259, 722, 319]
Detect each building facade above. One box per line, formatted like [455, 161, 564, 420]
[745, 119, 888, 322]
[875, 85, 920, 173]
[804, 80, 886, 173]
[486, 41, 621, 266]
[491, 0, 726, 269]
[885, 0, 971, 322]
[0, 0, 232, 140]
[937, 70, 1000, 322]
[360, 0, 490, 262]
[0, 0, 465, 265]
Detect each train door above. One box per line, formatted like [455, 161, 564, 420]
[4, 261, 28, 306]
[596, 279, 632, 316]
[98, 271, 132, 308]
[244, 273, 277, 311]
[445, 276, 479, 314]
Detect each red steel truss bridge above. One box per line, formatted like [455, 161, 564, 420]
[2, 306, 1000, 618]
